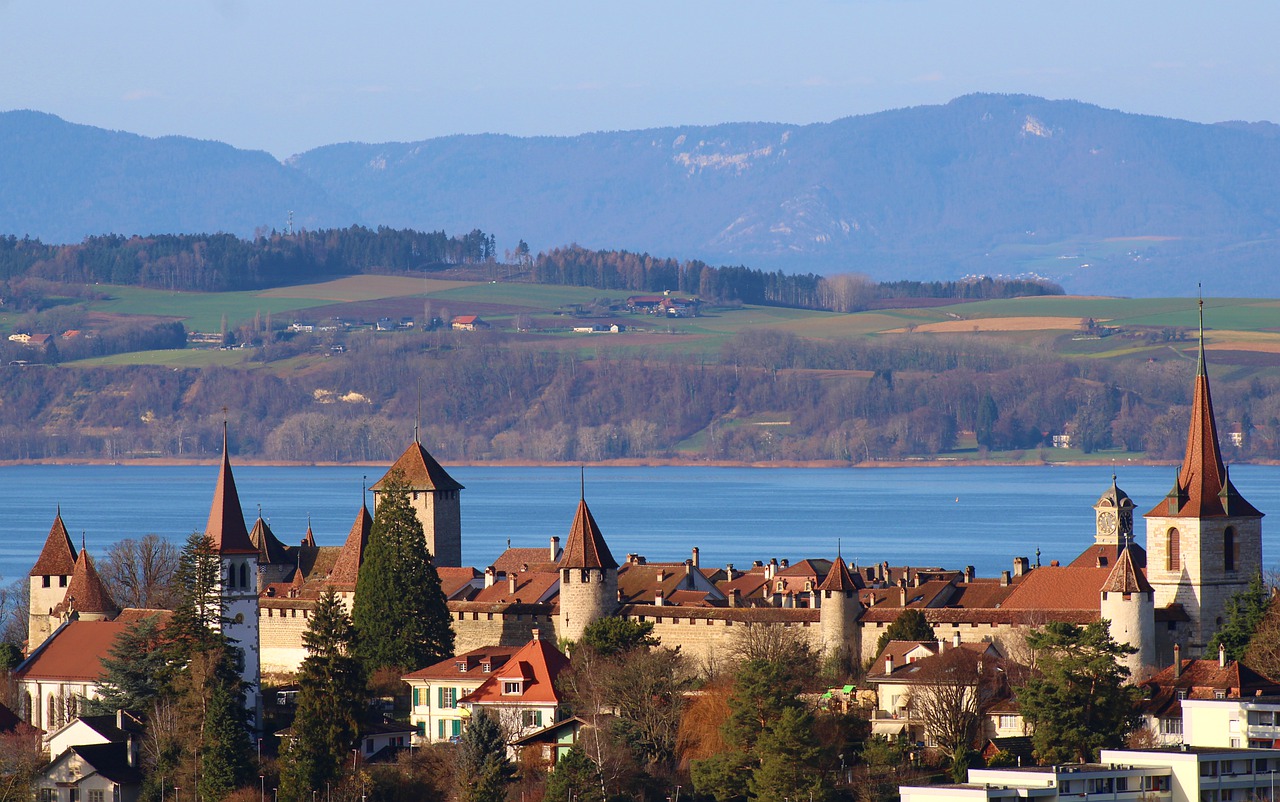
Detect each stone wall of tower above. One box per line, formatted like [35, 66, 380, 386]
[641, 614, 823, 670]
[558, 567, 617, 642]
[450, 607, 560, 654]
[819, 589, 860, 663]
[259, 602, 313, 677]
[1145, 515, 1262, 651]
[402, 489, 462, 568]
[1101, 588, 1155, 680]
[221, 554, 262, 728]
[28, 575, 69, 652]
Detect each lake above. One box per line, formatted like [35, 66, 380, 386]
[1, 463, 1277, 583]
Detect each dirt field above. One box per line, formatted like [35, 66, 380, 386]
[258, 275, 471, 301]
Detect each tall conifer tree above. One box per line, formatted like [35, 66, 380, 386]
[280, 588, 367, 802]
[352, 471, 454, 672]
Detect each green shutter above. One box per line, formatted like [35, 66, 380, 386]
[438, 718, 445, 738]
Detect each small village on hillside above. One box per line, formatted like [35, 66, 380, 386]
[9, 314, 1280, 802]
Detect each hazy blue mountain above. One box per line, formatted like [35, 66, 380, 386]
[0, 110, 356, 242]
[5, 96, 1280, 294]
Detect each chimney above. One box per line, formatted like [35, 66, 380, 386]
[753, 560, 763, 568]
[913, 572, 923, 588]
[1000, 570, 1011, 587]
[953, 631, 961, 648]
[780, 558, 790, 569]
[684, 559, 694, 587]
[484, 566, 496, 588]
[508, 574, 518, 595]
[898, 585, 907, 606]
[885, 654, 895, 674]
[964, 565, 975, 583]
[937, 638, 945, 654]
[1013, 557, 1029, 577]
[1220, 643, 1227, 668]
[550, 536, 561, 561]
[532, 627, 541, 641]
[657, 568, 667, 583]
[655, 587, 665, 606]
[725, 563, 735, 580]
[691, 547, 700, 569]
[1050, 560, 1060, 567]
[1174, 644, 1182, 678]
[729, 588, 741, 608]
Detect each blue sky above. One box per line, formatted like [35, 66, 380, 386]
[2, 1, 1277, 159]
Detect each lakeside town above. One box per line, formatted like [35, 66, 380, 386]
[3, 316, 1278, 802]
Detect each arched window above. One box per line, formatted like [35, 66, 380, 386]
[227, 565, 236, 589]
[239, 562, 249, 588]
[1166, 528, 1181, 571]
[1224, 527, 1237, 572]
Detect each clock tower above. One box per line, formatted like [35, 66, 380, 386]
[1094, 474, 1135, 548]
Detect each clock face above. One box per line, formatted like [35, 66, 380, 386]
[1098, 511, 1118, 535]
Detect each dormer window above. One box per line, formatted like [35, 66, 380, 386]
[503, 680, 523, 695]
[456, 662, 467, 673]
[1177, 689, 1188, 700]
[482, 662, 491, 673]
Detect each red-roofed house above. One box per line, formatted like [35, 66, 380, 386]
[16, 620, 130, 733]
[458, 631, 570, 741]
[402, 645, 523, 744]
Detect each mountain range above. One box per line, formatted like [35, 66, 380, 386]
[3, 94, 1279, 296]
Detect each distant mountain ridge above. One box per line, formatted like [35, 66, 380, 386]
[4, 95, 1280, 295]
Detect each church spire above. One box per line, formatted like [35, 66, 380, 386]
[205, 422, 258, 554]
[1147, 298, 1260, 519]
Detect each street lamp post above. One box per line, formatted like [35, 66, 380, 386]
[260, 774, 265, 802]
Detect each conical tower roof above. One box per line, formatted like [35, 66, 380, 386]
[1146, 305, 1262, 519]
[329, 504, 373, 585]
[205, 424, 258, 555]
[371, 440, 464, 493]
[1100, 546, 1153, 595]
[249, 516, 291, 565]
[302, 519, 317, 548]
[30, 510, 78, 577]
[818, 553, 860, 592]
[561, 498, 617, 570]
[1095, 475, 1134, 510]
[56, 549, 118, 616]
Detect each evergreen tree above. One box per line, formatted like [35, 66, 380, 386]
[87, 614, 172, 714]
[280, 588, 367, 802]
[875, 608, 936, 655]
[456, 707, 515, 802]
[1019, 621, 1142, 764]
[352, 471, 454, 672]
[1209, 573, 1270, 661]
[750, 707, 828, 802]
[199, 682, 255, 802]
[545, 745, 605, 802]
[168, 532, 226, 655]
[581, 617, 658, 656]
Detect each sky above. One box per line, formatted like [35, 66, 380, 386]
[2, 1, 1278, 160]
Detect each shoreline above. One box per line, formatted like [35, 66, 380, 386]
[5, 456, 1275, 469]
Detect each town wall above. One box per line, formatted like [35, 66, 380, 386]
[260, 602, 313, 677]
[451, 603, 560, 654]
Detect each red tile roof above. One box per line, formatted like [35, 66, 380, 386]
[492, 547, 560, 575]
[944, 580, 1019, 609]
[437, 567, 481, 600]
[470, 571, 558, 605]
[1145, 336, 1261, 519]
[1142, 658, 1280, 717]
[205, 426, 258, 555]
[18, 620, 129, 682]
[328, 505, 372, 586]
[1068, 543, 1148, 570]
[560, 499, 617, 569]
[249, 517, 292, 566]
[818, 556, 859, 593]
[54, 550, 117, 616]
[1100, 548, 1153, 595]
[372, 441, 463, 493]
[31, 512, 77, 576]
[460, 635, 569, 706]
[402, 645, 521, 681]
[1000, 567, 1113, 610]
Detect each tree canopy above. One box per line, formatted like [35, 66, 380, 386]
[352, 470, 455, 673]
[1209, 573, 1271, 662]
[876, 608, 937, 655]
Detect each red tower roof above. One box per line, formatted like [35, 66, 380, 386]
[55, 550, 118, 617]
[30, 511, 78, 577]
[205, 425, 258, 555]
[1100, 547, 1153, 595]
[1146, 312, 1261, 519]
[818, 553, 859, 593]
[371, 441, 464, 493]
[328, 504, 373, 586]
[561, 498, 617, 570]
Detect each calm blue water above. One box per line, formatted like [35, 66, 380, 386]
[1, 464, 1277, 583]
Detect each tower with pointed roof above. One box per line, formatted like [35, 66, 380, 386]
[817, 550, 863, 664]
[371, 439, 464, 567]
[28, 510, 78, 650]
[1100, 545, 1155, 679]
[557, 497, 618, 642]
[205, 424, 263, 727]
[1144, 303, 1263, 654]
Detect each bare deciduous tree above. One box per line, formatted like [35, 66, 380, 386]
[100, 534, 181, 610]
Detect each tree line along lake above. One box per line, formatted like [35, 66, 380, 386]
[2, 464, 1278, 584]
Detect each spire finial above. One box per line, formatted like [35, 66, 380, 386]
[414, 379, 421, 444]
[362, 475, 368, 508]
[580, 466, 585, 500]
[837, 537, 842, 559]
[257, 502, 262, 519]
[1197, 285, 1207, 377]
[81, 532, 86, 552]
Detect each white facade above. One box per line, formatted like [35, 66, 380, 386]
[221, 553, 262, 729]
[1183, 698, 1280, 749]
[407, 676, 482, 744]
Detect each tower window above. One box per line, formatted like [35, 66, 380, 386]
[240, 562, 249, 588]
[41, 577, 50, 588]
[1224, 527, 1237, 572]
[1166, 528, 1180, 571]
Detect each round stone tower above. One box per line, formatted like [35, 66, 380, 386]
[557, 497, 618, 642]
[817, 552, 863, 664]
[1100, 545, 1155, 680]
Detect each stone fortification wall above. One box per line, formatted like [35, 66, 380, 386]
[260, 600, 314, 676]
[621, 605, 822, 669]
[450, 602, 560, 654]
[857, 608, 1100, 665]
